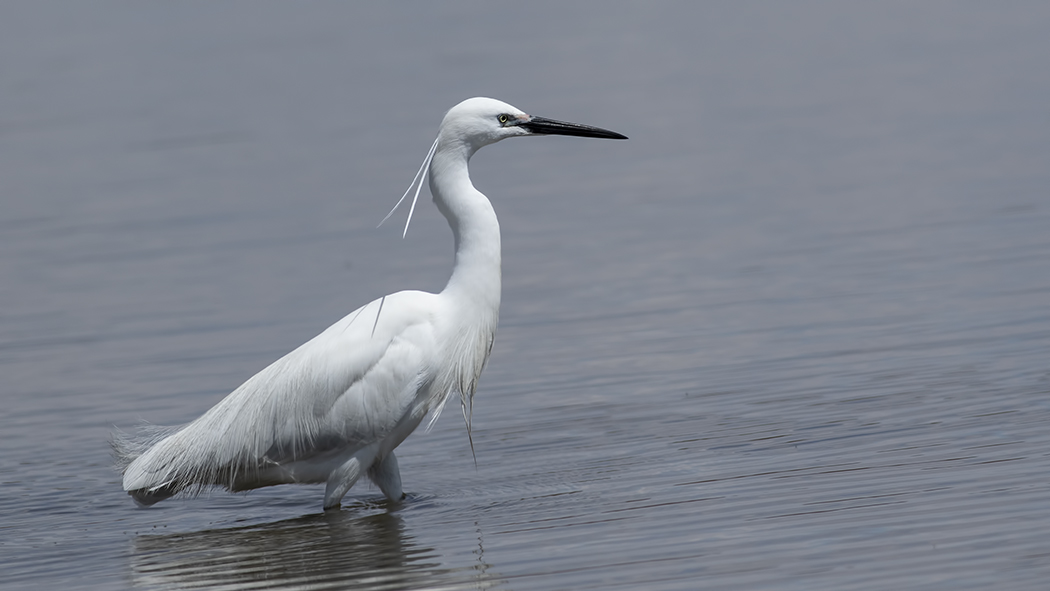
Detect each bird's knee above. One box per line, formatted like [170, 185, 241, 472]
[368, 452, 403, 502]
[323, 456, 364, 510]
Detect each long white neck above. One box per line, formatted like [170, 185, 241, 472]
[428, 139, 502, 314]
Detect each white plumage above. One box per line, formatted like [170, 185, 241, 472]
[113, 97, 626, 510]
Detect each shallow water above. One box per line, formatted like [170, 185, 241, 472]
[2, 2, 1049, 590]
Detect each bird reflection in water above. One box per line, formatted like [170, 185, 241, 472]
[129, 508, 503, 590]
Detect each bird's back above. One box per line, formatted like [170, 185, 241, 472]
[118, 290, 444, 501]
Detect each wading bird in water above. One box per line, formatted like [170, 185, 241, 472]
[114, 97, 627, 510]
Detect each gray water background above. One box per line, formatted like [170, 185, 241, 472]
[2, 2, 1049, 589]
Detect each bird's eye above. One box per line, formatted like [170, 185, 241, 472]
[497, 114, 509, 125]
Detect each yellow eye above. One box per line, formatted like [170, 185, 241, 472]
[498, 114, 509, 124]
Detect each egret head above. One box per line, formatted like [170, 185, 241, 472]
[440, 97, 628, 152]
[383, 97, 626, 237]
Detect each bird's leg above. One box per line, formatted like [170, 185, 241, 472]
[324, 447, 376, 510]
[368, 451, 405, 502]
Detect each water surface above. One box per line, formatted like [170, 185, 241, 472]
[2, 2, 1049, 589]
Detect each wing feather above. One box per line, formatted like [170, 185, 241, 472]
[121, 290, 441, 495]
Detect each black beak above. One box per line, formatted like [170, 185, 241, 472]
[520, 116, 628, 140]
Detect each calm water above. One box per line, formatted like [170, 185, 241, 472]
[2, 2, 1049, 589]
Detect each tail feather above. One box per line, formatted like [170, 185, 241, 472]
[129, 484, 178, 506]
[112, 418, 283, 503]
[111, 423, 190, 504]
[112, 423, 183, 466]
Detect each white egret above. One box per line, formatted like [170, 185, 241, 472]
[113, 97, 627, 510]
